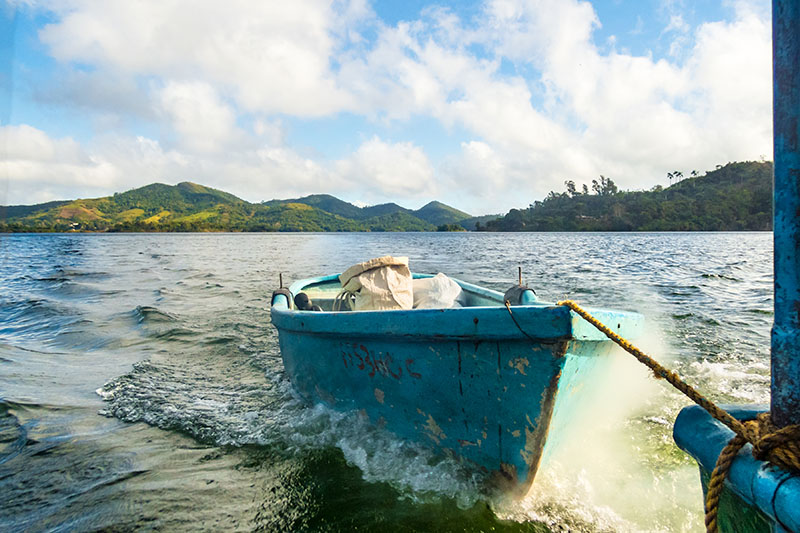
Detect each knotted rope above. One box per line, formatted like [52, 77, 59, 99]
[703, 413, 800, 532]
[511, 299, 800, 533]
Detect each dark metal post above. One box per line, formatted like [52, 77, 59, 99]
[772, 0, 800, 427]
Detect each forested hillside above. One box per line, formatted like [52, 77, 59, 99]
[483, 161, 772, 231]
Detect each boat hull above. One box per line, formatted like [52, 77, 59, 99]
[271, 274, 642, 494]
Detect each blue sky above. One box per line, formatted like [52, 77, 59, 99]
[1, 0, 772, 214]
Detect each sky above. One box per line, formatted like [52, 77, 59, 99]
[0, 0, 772, 215]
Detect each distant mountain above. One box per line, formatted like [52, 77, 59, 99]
[246, 202, 363, 232]
[262, 195, 472, 230]
[363, 212, 435, 232]
[114, 181, 247, 212]
[458, 214, 503, 231]
[413, 201, 471, 226]
[262, 194, 364, 220]
[360, 203, 410, 219]
[1, 182, 471, 233]
[1, 200, 70, 219]
[1, 181, 255, 232]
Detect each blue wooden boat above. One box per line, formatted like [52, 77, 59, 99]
[673, 2, 800, 530]
[271, 274, 643, 495]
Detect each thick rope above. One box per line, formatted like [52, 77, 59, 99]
[704, 433, 747, 532]
[550, 300, 800, 533]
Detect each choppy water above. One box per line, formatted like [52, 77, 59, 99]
[0, 232, 772, 532]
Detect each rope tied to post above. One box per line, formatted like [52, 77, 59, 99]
[507, 299, 800, 533]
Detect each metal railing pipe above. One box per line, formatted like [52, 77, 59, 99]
[772, 0, 800, 427]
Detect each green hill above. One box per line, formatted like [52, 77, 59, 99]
[363, 212, 436, 232]
[413, 201, 471, 226]
[458, 214, 503, 231]
[1, 200, 71, 219]
[1, 182, 469, 232]
[263, 195, 469, 229]
[246, 203, 363, 232]
[360, 203, 410, 219]
[113, 181, 246, 213]
[484, 161, 772, 232]
[0, 181, 256, 232]
[262, 194, 364, 220]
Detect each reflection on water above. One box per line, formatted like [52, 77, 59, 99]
[0, 232, 771, 532]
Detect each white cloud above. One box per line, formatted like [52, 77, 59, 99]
[156, 81, 241, 154]
[105, 136, 338, 203]
[3, 124, 84, 163]
[484, 0, 599, 67]
[38, 0, 360, 116]
[6, 0, 774, 214]
[446, 0, 771, 198]
[335, 137, 436, 200]
[664, 14, 689, 35]
[252, 119, 286, 147]
[663, 14, 690, 57]
[686, 4, 772, 164]
[443, 140, 509, 198]
[1, 125, 118, 203]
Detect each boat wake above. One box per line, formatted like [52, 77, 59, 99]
[97, 346, 488, 509]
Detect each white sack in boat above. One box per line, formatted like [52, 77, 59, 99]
[338, 256, 413, 311]
[412, 273, 462, 309]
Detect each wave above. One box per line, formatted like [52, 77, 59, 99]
[0, 297, 115, 351]
[701, 273, 741, 282]
[670, 312, 720, 325]
[32, 276, 71, 283]
[0, 297, 75, 328]
[131, 305, 178, 324]
[0, 400, 60, 466]
[203, 336, 238, 346]
[0, 408, 27, 466]
[151, 327, 200, 342]
[745, 308, 772, 315]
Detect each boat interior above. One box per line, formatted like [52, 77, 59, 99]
[291, 274, 514, 311]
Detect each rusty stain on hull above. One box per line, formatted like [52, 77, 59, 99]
[517, 340, 569, 490]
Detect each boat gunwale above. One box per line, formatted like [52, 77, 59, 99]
[271, 273, 644, 342]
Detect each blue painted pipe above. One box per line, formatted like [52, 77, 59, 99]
[772, 0, 800, 428]
[674, 406, 800, 532]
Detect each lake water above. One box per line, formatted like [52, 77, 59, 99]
[0, 232, 772, 532]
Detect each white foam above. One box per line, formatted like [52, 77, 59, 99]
[279, 402, 487, 508]
[491, 320, 705, 532]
